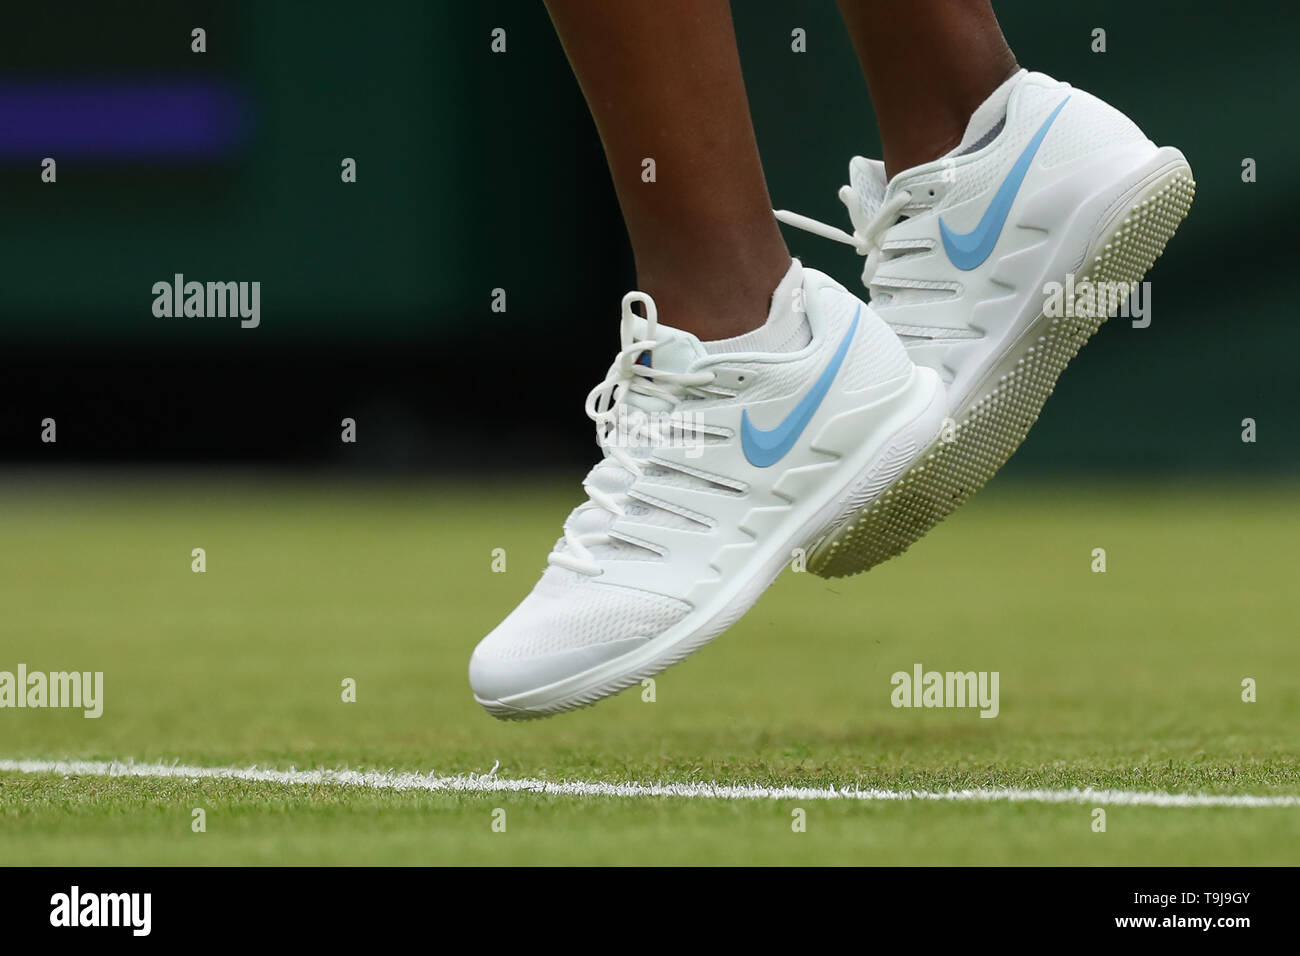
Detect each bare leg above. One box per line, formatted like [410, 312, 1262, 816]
[837, 0, 1019, 178]
[544, 0, 790, 339]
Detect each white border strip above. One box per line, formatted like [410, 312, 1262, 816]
[3, 758, 1299, 808]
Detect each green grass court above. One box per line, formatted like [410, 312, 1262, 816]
[1, 475, 1297, 865]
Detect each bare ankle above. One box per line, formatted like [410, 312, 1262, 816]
[634, 251, 792, 341]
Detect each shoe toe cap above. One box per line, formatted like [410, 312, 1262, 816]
[468, 636, 650, 708]
[467, 568, 691, 713]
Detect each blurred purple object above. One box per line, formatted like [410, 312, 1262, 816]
[0, 79, 248, 159]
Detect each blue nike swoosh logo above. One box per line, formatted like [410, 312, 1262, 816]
[939, 96, 1070, 271]
[741, 309, 859, 468]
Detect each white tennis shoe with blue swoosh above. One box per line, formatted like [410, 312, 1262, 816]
[776, 70, 1195, 576]
[469, 266, 944, 718]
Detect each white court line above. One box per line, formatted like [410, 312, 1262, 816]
[3, 758, 1299, 808]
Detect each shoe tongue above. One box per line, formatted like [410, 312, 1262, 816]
[849, 156, 890, 220]
[624, 317, 708, 413]
[629, 315, 707, 371]
[559, 315, 709, 565]
[561, 319, 705, 563]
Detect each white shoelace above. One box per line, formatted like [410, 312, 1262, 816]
[774, 187, 913, 286]
[549, 291, 716, 577]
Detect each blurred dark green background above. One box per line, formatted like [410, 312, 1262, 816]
[0, 0, 1295, 473]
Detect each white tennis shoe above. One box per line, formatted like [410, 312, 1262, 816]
[777, 70, 1195, 576]
[470, 266, 944, 718]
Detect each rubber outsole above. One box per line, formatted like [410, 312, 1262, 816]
[808, 164, 1196, 578]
